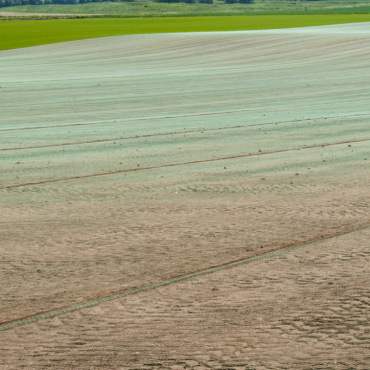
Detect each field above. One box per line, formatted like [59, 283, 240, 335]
[1, 22, 370, 368]
[2, 14, 370, 50]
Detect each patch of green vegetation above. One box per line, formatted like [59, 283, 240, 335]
[1, 14, 370, 51]
[1, 0, 370, 16]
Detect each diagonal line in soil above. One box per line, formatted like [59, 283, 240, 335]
[1, 222, 369, 332]
[2, 111, 369, 152]
[1, 110, 368, 133]
[1, 136, 370, 190]
[0, 125, 243, 152]
[0, 108, 275, 132]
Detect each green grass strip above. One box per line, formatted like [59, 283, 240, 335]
[1, 223, 368, 332]
[1, 14, 370, 51]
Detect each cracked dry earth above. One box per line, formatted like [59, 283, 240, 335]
[1, 228, 370, 369]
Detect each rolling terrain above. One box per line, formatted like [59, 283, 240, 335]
[1, 23, 370, 368]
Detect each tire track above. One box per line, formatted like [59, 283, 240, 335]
[1, 136, 370, 190]
[0, 108, 272, 132]
[1, 222, 369, 332]
[2, 112, 369, 152]
[0, 125, 243, 152]
[1, 110, 368, 133]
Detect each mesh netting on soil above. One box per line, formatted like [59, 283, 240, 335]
[0, 24, 370, 366]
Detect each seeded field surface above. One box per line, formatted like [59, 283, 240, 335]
[1, 23, 370, 368]
[2, 230, 370, 369]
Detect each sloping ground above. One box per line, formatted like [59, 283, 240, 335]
[2, 228, 370, 369]
[0, 23, 370, 367]
[3, 16, 370, 52]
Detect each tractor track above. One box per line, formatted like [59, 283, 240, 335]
[1, 221, 369, 332]
[2, 112, 370, 152]
[1, 136, 370, 190]
[0, 125, 243, 152]
[1, 111, 368, 133]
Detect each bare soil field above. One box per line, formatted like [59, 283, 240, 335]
[1, 23, 370, 368]
[2, 228, 370, 369]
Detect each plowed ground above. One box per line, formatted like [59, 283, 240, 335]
[1, 23, 370, 369]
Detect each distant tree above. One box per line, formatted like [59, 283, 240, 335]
[200, 0, 213, 3]
[157, 0, 185, 3]
[239, 0, 253, 3]
[225, 0, 237, 3]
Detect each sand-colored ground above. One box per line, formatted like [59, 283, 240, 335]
[1, 165, 370, 325]
[2, 229, 370, 369]
[1, 23, 370, 368]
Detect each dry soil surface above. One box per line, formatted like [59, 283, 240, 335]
[1, 23, 370, 368]
[1, 228, 370, 369]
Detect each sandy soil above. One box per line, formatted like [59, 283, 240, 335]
[1, 165, 370, 324]
[1, 24, 370, 368]
[1, 228, 369, 369]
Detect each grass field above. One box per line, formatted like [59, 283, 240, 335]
[2, 13, 370, 50]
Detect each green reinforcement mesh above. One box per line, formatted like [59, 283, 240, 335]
[1, 23, 370, 330]
[1, 24, 370, 188]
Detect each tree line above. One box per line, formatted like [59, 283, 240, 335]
[157, 0, 254, 3]
[0, 0, 254, 7]
[0, 0, 134, 6]
[157, 0, 255, 3]
[0, 0, 77, 6]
